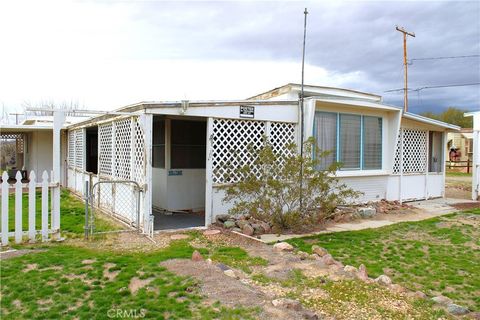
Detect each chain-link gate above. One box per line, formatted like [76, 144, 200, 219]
[83, 180, 143, 239]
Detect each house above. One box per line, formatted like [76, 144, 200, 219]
[465, 111, 480, 200]
[61, 83, 460, 233]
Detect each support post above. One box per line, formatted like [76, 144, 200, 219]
[84, 180, 90, 239]
[205, 117, 214, 226]
[141, 113, 153, 233]
[52, 110, 65, 239]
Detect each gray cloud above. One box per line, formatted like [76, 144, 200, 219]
[129, 1, 480, 113]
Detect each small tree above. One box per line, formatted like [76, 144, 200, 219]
[221, 137, 361, 232]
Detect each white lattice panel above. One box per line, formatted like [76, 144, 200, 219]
[269, 122, 296, 167]
[74, 129, 84, 169]
[99, 123, 113, 176]
[132, 117, 145, 184]
[393, 128, 427, 174]
[68, 130, 75, 166]
[113, 118, 132, 180]
[212, 119, 266, 184]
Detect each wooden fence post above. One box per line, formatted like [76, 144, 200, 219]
[41, 171, 49, 241]
[28, 171, 36, 242]
[14, 171, 23, 243]
[1, 172, 9, 245]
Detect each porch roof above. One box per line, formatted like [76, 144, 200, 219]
[402, 112, 461, 131]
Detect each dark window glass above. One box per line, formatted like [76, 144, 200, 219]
[171, 120, 206, 169]
[85, 126, 98, 174]
[152, 117, 165, 168]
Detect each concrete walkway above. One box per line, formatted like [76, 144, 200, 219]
[259, 197, 479, 243]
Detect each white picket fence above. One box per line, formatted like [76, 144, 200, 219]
[0, 170, 60, 245]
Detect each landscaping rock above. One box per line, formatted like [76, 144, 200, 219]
[321, 254, 336, 265]
[223, 269, 238, 279]
[217, 263, 230, 271]
[357, 207, 377, 218]
[236, 220, 250, 229]
[375, 275, 392, 286]
[191, 250, 203, 262]
[251, 223, 265, 234]
[259, 221, 271, 233]
[242, 224, 254, 236]
[203, 229, 221, 236]
[343, 265, 358, 274]
[357, 264, 368, 281]
[297, 251, 309, 260]
[312, 245, 328, 257]
[216, 214, 230, 223]
[431, 295, 453, 306]
[447, 303, 469, 315]
[271, 298, 302, 311]
[224, 220, 236, 228]
[273, 242, 294, 252]
[413, 291, 427, 299]
[232, 227, 242, 233]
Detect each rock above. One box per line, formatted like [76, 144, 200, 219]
[389, 284, 406, 293]
[447, 303, 469, 315]
[375, 275, 392, 286]
[232, 227, 242, 233]
[321, 254, 336, 265]
[273, 242, 294, 252]
[297, 251, 309, 260]
[223, 269, 238, 279]
[302, 310, 319, 320]
[312, 245, 328, 257]
[413, 291, 427, 299]
[344, 265, 358, 274]
[217, 263, 230, 271]
[216, 214, 230, 223]
[224, 220, 236, 229]
[170, 234, 189, 240]
[431, 295, 453, 306]
[242, 224, 254, 236]
[191, 250, 203, 262]
[236, 220, 250, 229]
[357, 207, 377, 218]
[206, 258, 212, 265]
[271, 298, 302, 311]
[203, 229, 221, 236]
[259, 221, 271, 234]
[357, 264, 368, 281]
[251, 223, 265, 234]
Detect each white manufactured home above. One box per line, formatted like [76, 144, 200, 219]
[59, 84, 459, 232]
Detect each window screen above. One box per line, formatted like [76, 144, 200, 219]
[429, 131, 443, 172]
[363, 117, 382, 169]
[339, 114, 361, 169]
[171, 120, 206, 169]
[152, 117, 165, 168]
[314, 112, 337, 170]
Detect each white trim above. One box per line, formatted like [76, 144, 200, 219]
[403, 112, 460, 130]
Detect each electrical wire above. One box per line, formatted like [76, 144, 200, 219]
[408, 54, 480, 64]
[384, 82, 480, 93]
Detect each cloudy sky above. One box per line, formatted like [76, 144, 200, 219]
[1, 0, 479, 120]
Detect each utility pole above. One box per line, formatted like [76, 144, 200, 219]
[10, 113, 24, 124]
[396, 26, 415, 113]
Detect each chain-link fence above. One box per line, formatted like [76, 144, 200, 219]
[83, 180, 143, 238]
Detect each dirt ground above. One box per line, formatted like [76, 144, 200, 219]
[445, 175, 472, 199]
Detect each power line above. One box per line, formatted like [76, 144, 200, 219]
[384, 82, 480, 93]
[409, 54, 480, 64]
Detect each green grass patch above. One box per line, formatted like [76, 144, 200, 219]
[446, 171, 472, 177]
[6, 188, 121, 239]
[0, 242, 258, 319]
[287, 209, 480, 310]
[210, 246, 268, 273]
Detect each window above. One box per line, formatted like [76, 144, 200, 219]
[314, 112, 382, 170]
[429, 131, 443, 173]
[152, 117, 165, 168]
[85, 126, 98, 174]
[170, 120, 206, 169]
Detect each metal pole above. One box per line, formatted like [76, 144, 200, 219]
[299, 7, 308, 211]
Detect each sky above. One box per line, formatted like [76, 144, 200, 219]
[1, 0, 479, 122]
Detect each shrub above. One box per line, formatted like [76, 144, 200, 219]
[221, 137, 361, 232]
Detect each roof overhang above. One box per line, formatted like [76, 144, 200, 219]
[310, 96, 401, 112]
[0, 124, 54, 132]
[403, 112, 460, 130]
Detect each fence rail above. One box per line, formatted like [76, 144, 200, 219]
[1, 170, 59, 245]
[446, 159, 472, 173]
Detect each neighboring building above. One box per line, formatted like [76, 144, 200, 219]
[465, 111, 480, 200]
[62, 83, 459, 232]
[447, 128, 473, 164]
